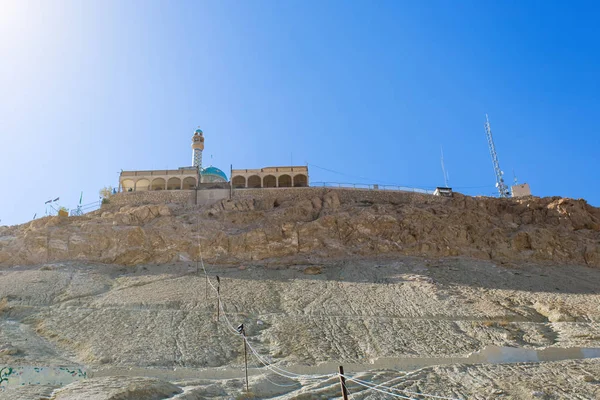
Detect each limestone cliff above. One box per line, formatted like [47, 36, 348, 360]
[0, 188, 599, 268]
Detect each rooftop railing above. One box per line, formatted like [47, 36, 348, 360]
[310, 182, 435, 195]
[120, 169, 197, 177]
[231, 166, 308, 174]
[70, 200, 102, 216]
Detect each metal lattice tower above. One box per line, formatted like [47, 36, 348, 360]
[484, 114, 510, 198]
[193, 147, 203, 169]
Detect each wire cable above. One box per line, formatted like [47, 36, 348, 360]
[195, 212, 461, 399]
[195, 228, 335, 382]
[309, 162, 496, 191]
[342, 379, 354, 399]
[309, 163, 394, 185]
[341, 374, 416, 399]
[349, 376, 460, 400]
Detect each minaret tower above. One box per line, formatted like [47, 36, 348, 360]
[191, 127, 205, 170]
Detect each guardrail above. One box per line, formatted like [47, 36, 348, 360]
[310, 182, 435, 195]
[70, 200, 101, 216]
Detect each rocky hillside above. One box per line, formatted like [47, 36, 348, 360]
[2, 188, 600, 399]
[0, 188, 599, 268]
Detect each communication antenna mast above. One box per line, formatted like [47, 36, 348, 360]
[72, 192, 84, 216]
[484, 114, 509, 198]
[440, 147, 449, 187]
[44, 197, 60, 216]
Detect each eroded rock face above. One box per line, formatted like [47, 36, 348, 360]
[51, 377, 182, 400]
[0, 190, 599, 268]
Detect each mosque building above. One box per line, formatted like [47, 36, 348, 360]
[118, 127, 309, 192]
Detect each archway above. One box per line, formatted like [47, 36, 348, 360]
[182, 176, 197, 190]
[278, 174, 292, 187]
[263, 175, 276, 188]
[232, 175, 246, 188]
[293, 174, 308, 187]
[121, 179, 134, 192]
[167, 177, 181, 190]
[151, 178, 166, 190]
[247, 175, 261, 188]
[135, 179, 150, 191]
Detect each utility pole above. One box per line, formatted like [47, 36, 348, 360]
[216, 276, 220, 322]
[484, 114, 510, 198]
[338, 366, 349, 400]
[237, 324, 249, 393]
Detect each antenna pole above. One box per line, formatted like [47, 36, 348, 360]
[484, 114, 510, 198]
[441, 147, 449, 188]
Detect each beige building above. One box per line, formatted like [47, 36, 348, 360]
[119, 128, 229, 192]
[511, 183, 532, 198]
[119, 127, 309, 192]
[119, 167, 199, 192]
[231, 166, 309, 188]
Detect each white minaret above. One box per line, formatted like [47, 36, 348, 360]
[191, 127, 204, 170]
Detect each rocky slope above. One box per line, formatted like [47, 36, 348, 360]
[0, 189, 599, 268]
[1, 188, 600, 399]
[1, 258, 599, 399]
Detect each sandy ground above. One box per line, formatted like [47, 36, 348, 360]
[1, 256, 600, 398]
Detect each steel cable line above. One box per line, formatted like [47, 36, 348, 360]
[195, 217, 308, 380]
[341, 374, 417, 399]
[342, 380, 354, 399]
[194, 223, 335, 382]
[348, 376, 461, 400]
[195, 215, 460, 398]
[309, 162, 496, 191]
[213, 273, 336, 380]
[202, 259, 332, 381]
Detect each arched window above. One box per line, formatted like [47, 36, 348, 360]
[167, 177, 181, 190]
[263, 175, 276, 188]
[121, 179, 134, 192]
[135, 179, 150, 191]
[232, 175, 246, 188]
[247, 175, 261, 188]
[182, 176, 197, 190]
[151, 178, 166, 190]
[278, 174, 292, 187]
[293, 174, 308, 187]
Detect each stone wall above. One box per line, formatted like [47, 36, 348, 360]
[108, 190, 195, 207]
[107, 186, 447, 209]
[232, 187, 448, 206]
[196, 189, 230, 205]
[108, 189, 231, 208]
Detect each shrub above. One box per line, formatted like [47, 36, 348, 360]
[99, 186, 114, 199]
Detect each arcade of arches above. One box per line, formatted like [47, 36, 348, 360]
[231, 166, 309, 189]
[119, 168, 198, 192]
[119, 166, 309, 192]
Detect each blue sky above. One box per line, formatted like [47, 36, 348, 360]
[1, 0, 598, 226]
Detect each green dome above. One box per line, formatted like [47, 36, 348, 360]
[201, 166, 228, 182]
[194, 128, 203, 135]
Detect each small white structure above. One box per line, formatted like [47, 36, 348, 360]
[511, 183, 532, 198]
[433, 187, 453, 197]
